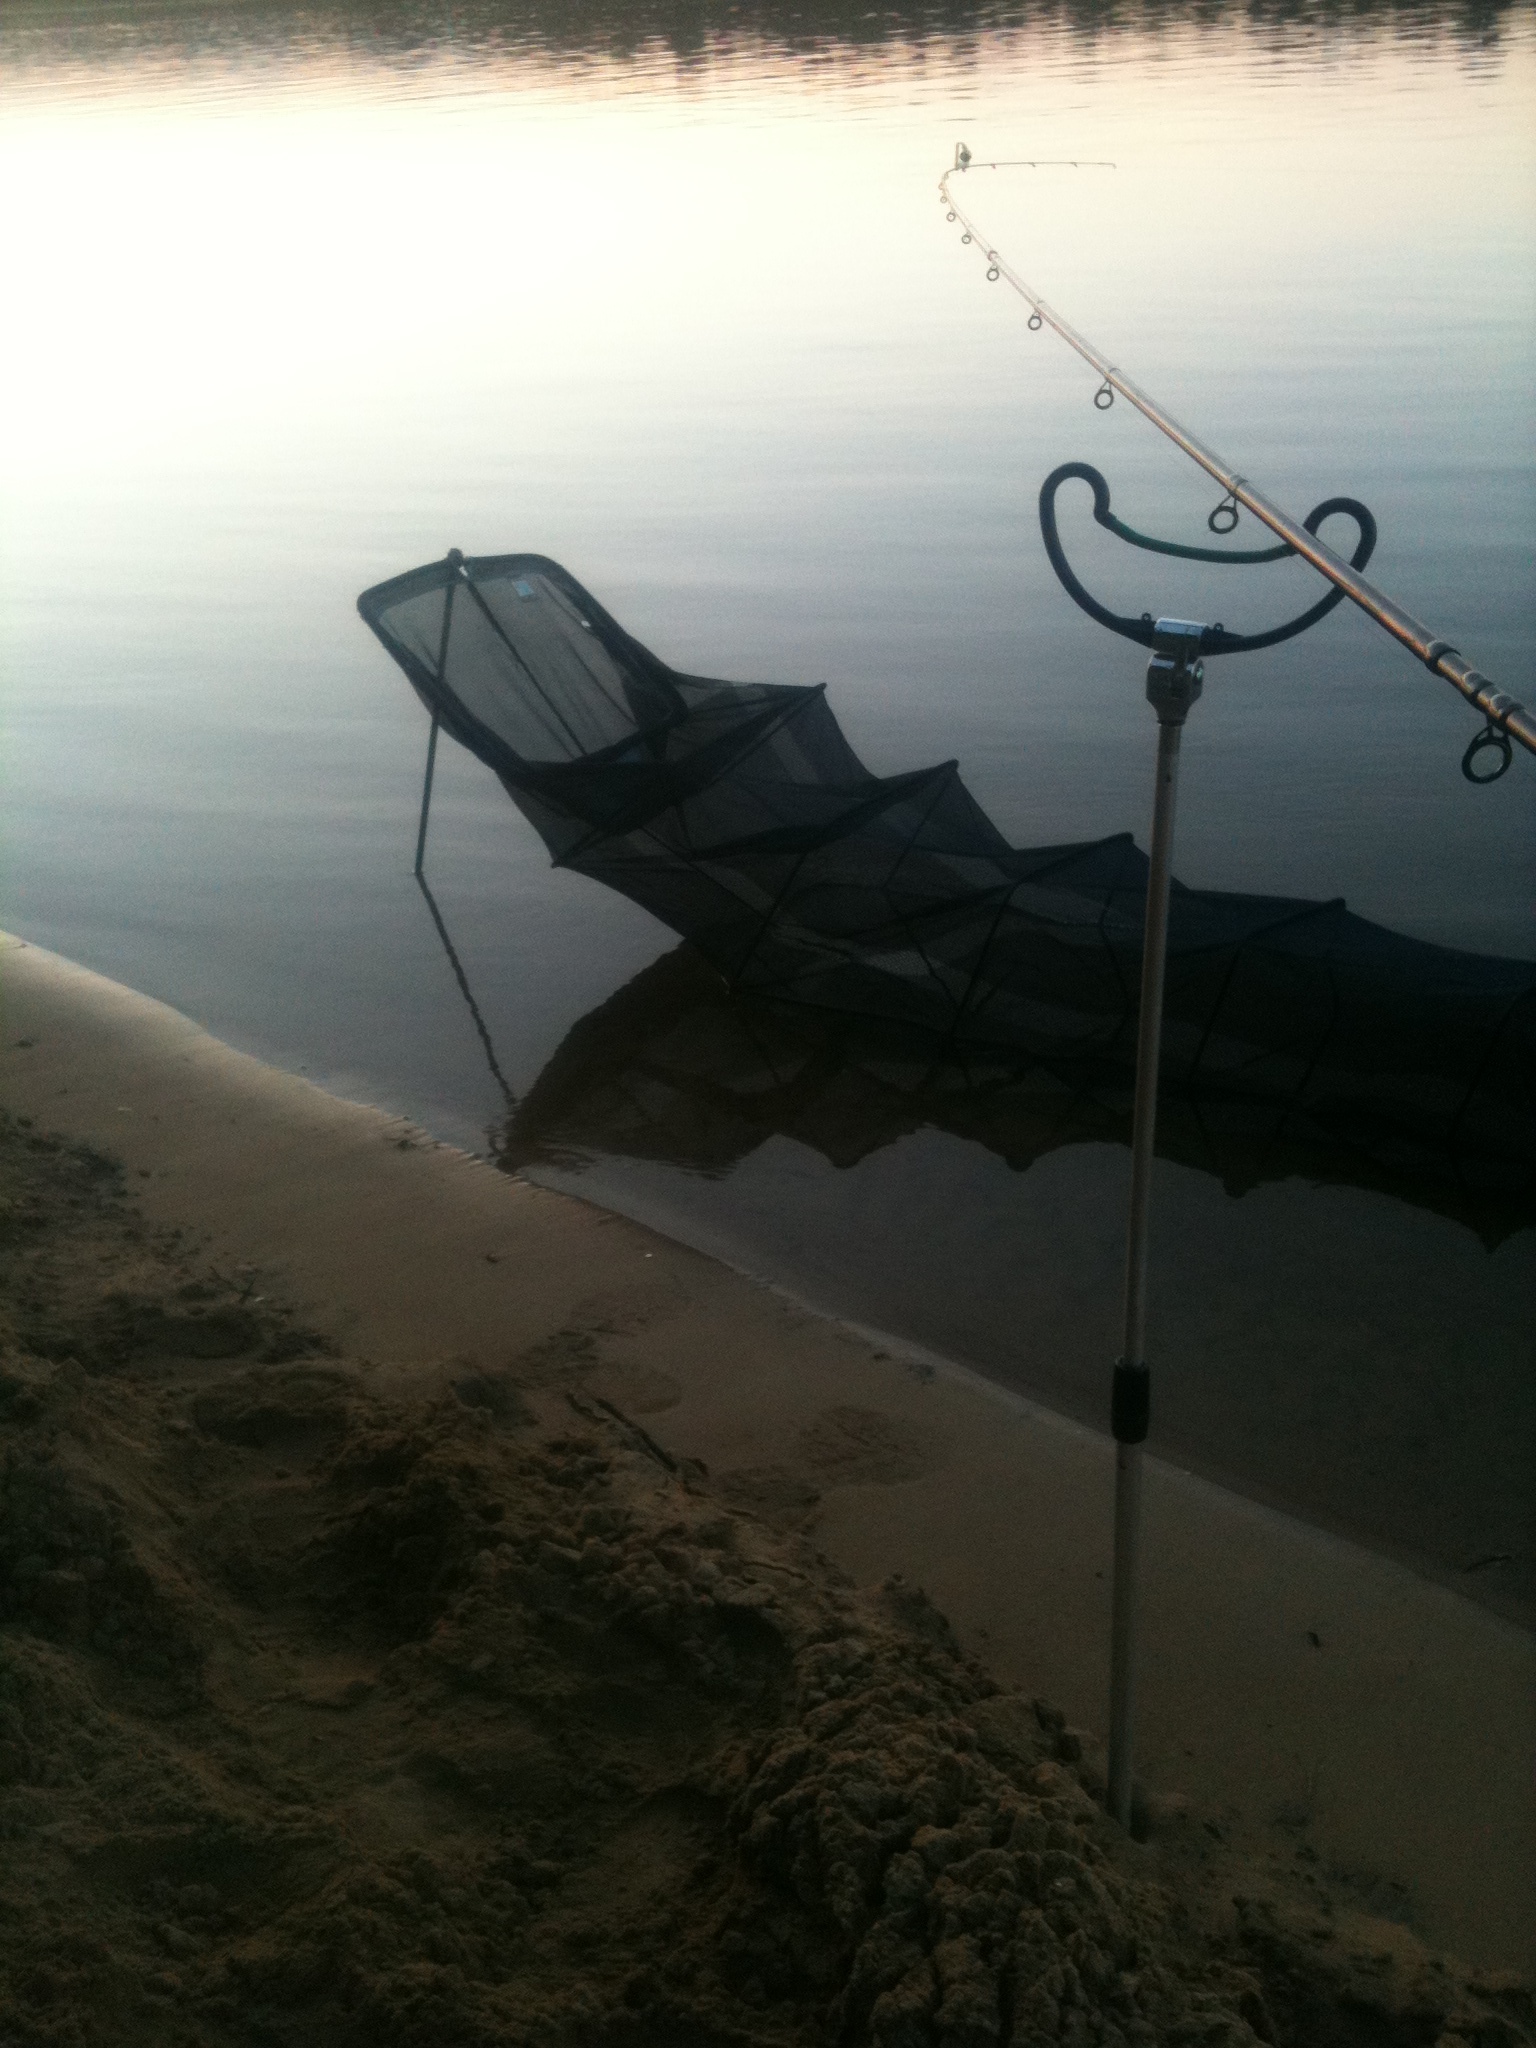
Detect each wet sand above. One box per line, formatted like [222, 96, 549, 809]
[1, 931, 1532, 2007]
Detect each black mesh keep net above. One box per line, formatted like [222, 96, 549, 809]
[358, 551, 1535, 1194]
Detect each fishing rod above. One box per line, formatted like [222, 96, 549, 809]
[939, 146, 1534, 780]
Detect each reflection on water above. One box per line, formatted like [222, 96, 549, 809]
[415, 873, 518, 1116]
[494, 936, 1535, 1618]
[4, 0, 1524, 70]
[5, 0, 1523, 46]
[496, 944, 1534, 1235]
[2, 0, 1533, 1601]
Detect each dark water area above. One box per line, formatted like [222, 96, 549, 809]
[2, 0, 1532, 1611]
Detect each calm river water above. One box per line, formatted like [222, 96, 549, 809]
[2, 1, 1533, 1609]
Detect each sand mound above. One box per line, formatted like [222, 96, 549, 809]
[0, 1110, 1529, 2047]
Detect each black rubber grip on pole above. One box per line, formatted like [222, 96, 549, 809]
[1112, 1360, 1150, 1444]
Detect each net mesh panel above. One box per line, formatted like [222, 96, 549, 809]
[359, 552, 1535, 1190]
[378, 582, 447, 676]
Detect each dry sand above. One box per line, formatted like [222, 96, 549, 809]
[1, 931, 1532, 2045]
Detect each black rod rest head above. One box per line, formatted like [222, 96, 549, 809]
[1038, 461, 1378, 661]
[1147, 617, 1204, 724]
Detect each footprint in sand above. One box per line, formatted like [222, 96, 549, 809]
[717, 1464, 823, 1529]
[797, 1405, 941, 1488]
[719, 1404, 937, 1534]
[572, 1278, 688, 1336]
[583, 1364, 683, 1416]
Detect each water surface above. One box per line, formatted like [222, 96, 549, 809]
[2, 0, 1532, 1607]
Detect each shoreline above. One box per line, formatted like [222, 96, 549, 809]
[524, 1155, 1536, 1632]
[2, 929, 1532, 1977]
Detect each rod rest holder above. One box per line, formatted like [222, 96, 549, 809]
[1039, 462, 1377, 659]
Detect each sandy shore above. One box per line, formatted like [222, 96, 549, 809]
[2, 930, 1532, 1993]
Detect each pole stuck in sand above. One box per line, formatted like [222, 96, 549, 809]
[1107, 618, 1204, 1829]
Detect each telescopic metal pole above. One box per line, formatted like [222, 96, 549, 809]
[1107, 616, 1205, 1830]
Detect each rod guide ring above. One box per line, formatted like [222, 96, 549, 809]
[1463, 723, 1513, 783]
